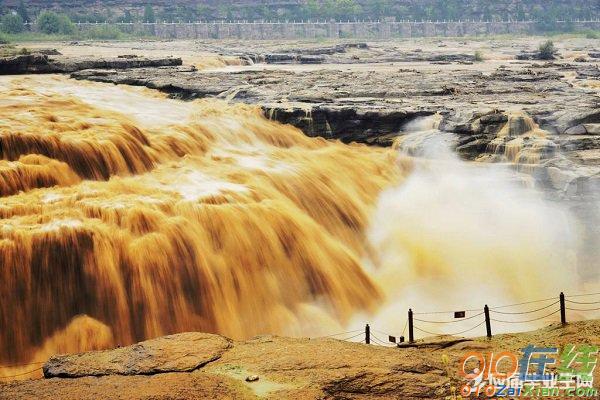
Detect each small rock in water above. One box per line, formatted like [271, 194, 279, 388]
[245, 375, 259, 382]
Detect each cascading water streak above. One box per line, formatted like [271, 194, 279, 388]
[0, 76, 398, 378]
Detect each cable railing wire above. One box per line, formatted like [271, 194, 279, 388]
[340, 332, 365, 342]
[566, 299, 600, 305]
[317, 329, 363, 339]
[490, 301, 559, 315]
[370, 334, 396, 347]
[565, 292, 600, 298]
[566, 306, 600, 312]
[490, 309, 560, 324]
[373, 329, 397, 338]
[413, 296, 558, 316]
[413, 320, 486, 337]
[488, 296, 557, 310]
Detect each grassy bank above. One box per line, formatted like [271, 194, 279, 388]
[1, 26, 599, 45]
[0, 26, 156, 43]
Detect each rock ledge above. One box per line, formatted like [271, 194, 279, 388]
[43, 332, 231, 378]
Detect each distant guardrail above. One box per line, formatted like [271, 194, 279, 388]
[3, 19, 600, 40]
[10, 19, 600, 25]
[315, 291, 600, 347]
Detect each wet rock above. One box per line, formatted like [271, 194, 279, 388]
[264, 53, 297, 63]
[262, 53, 324, 64]
[584, 124, 600, 135]
[565, 124, 589, 135]
[43, 332, 231, 378]
[556, 136, 600, 152]
[0, 54, 182, 75]
[577, 65, 600, 79]
[563, 124, 600, 136]
[262, 103, 431, 144]
[456, 137, 490, 158]
[547, 166, 578, 191]
[298, 55, 325, 64]
[0, 54, 52, 74]
[36, 48, 62, 56]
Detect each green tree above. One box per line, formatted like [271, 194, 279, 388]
[120, 9, 133, 23]
[333, 0, 361, 20]
[143, 5, 155, 23]
[17, 0, 29, 22]
[36, 11, 74, 35]
[534, 5, 562, 32]
[367, 0, 391, 18]
[217, 4, 233, 20]
[1, 13, 24, 33]
[197, 5, 212, 20]
[445, 0, 461, 20]
[37, 11, 62, 34]
[257, 5, 272, 20]
[423, 5, 435, 20]
[394, 5, 410, 20]
[58, 14, 75, 34]
[320, 0, 335, 19]
[302, 0, 319, 19]
[515, 2, 526, 20]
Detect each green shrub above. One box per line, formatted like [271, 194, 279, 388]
[83, 25, 123, 40]
[585, 30, 600, 39]
[37, 11, 61, 34]
[538, 40, 557, 60]
[1, 14, 25, 34]
[0, 32, 9, 44]
[58, 14, 76, 34]
[474, 50, 484, 62]
[37, 11, 75, 35]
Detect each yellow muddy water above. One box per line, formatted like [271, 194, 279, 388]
[0, 76, 398, 377]
[0, 77, 592, 382]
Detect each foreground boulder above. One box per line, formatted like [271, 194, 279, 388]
[43, 332, 231, 378]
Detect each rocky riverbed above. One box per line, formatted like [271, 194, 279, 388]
[2, 38, 599, 198]
[48, 38, 598, 200]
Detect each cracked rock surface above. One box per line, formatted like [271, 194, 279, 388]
[2, 321, 600, 399]
[43, 332, 231, 378]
